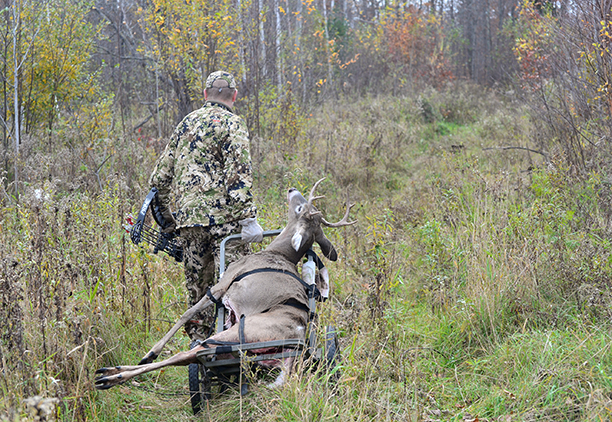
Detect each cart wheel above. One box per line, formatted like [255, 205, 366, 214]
[188, 363, 211, 415]
[324, 325, 341, 380]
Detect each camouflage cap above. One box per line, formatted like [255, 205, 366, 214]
[206, 71, 237, 90]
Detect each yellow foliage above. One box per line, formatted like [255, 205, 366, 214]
[4, 0, 105, 133]
[140, 0, 243, 103]
[513, 0, 556, 87]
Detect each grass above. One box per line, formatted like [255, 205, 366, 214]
[2, 82, 612, 420]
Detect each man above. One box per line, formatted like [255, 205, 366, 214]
[149, 70, 263, 341]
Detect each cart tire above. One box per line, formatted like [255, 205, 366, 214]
[324, 325, 341, 381]
[188, 363, 211, 415]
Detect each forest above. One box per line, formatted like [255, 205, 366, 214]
[2, 0, 612, 420]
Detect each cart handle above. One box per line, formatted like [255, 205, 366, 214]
[219, 229, 282, 276]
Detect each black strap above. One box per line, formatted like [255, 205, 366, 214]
[204, 339, 239, 346]
[305, 249, 325, 270]
[278, 298, 310, 314]
[206, 289, 223, 306]
[202, 338, 239, 355]
[239, 315, 246, 345]
[231, 268, 321, 300]
[288, 297, 315, 321]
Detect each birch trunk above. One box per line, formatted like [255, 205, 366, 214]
[322, 0, 333, 89]
[275, 0, 282, 92]
[259, 0, 266, 77]
[12, 2, 19, 158]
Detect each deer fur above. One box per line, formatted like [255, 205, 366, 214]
[94, 178, 354, 390]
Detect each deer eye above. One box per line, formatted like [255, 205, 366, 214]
[295, 205, 303, 214]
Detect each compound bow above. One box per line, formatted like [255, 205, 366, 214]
[124, 187, 183, 262]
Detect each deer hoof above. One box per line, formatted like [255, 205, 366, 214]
[95, 366, 122, 376]
[95, 367, 110, 375]
[94, 372, 125, 390]
[94, 378, 115, 390]
[138, 352, 158, 365]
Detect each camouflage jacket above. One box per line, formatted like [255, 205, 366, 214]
[149, 101, 256, 229]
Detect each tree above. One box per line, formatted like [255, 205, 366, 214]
[1, 0, 44, 190]
[0, 0, 105, 192]
[140, 0, 243, 122]
[514, 0, 612, 170]
[384, 5, 453, 87]
[453, 0, 520, 83]
[24, 0, 102, 142]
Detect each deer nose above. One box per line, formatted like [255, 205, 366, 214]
[287, 188, 299, 202]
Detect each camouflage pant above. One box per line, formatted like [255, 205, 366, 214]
[180, 223, 249, 340]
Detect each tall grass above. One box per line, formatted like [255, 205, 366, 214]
[2, 82, 612, 420]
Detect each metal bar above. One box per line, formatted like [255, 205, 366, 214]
[202, 350, 304, 368]
[196, 339, 306, 359]
[218, 229, 282, 276]
[218, 234, 243, 276]
[215, 306, 225, 334]
[304, 254, 318, 355]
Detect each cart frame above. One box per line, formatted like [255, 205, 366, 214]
[187, 230, 339, 414]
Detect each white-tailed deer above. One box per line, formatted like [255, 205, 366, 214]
[95, 178, 354, 390]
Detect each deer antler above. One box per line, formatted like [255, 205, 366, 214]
[322, 200, 356, 227]
[308, 178, 326, 216]
[308, 178, 356, 226]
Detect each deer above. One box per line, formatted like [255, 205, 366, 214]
[94, 178, 355, 390]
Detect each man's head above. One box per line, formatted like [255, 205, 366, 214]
[205, 71, 238, 106]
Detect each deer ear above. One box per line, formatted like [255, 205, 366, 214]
[315, 231, 338, 261]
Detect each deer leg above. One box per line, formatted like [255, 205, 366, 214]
[96, 345, 205, 390]
[138, 296, 213, 365]
[138, 266, 241, 365]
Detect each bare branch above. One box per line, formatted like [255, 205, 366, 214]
[132, 103, 166, 132]
[482, 146, 549, 162]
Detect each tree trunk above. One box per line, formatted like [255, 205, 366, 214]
[11, 3, 19, 195]
[12, 4, 19, 158]
[171, 70, 193, 122]
[322, 0, 333, 90]
[259, 0, 266, 78]
[275, 0, 282, 92]
[2, 1, 8, 176]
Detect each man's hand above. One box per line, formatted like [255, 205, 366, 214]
[160, 207, 177, 234]
[239, 217, 263, 243]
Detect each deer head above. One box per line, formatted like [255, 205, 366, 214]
[267, 178, 355, 264]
